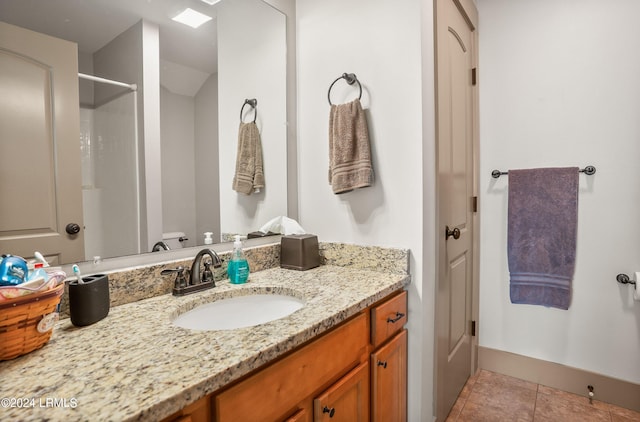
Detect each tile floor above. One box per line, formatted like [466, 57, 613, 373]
[446, 370, 640, 422]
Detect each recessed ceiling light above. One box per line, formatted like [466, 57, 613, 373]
[200, 0, 221, 5]
[172, 8, 213, 28]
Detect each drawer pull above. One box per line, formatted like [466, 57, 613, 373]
[386, 312, 405, 324]
[377, 360, 388, 368]
[322, 406, 336, 418]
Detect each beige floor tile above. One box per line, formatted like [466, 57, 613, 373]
[458, 399, 532, 422]
[445, 398, 464, 422]
[444, 370, 639, 422]
[475, 369, 539, 392]
[533, 390, 612, 422]
[537, 384, 610, 411]
[610, 404, 640, 422]
[458, 371, 479, 400]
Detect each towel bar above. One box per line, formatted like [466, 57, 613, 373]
[491, 165, 596, 179]
[327, 73, 362, 105]
[240, 98, 257, 123]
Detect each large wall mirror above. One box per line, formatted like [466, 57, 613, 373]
[0, 0, 296, 266]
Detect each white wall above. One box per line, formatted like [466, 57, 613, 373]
[195, 74, 221, 245]
[160, 87, 197, 246]
[479, 0, 640, 384]
[218, 0, 288, 237]
[296, 0, 434, 420]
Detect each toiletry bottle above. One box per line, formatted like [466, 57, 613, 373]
[27, 263, 49, 283]
[227, 235, 249, 284]
[204, 232, 213, 245]
[0, 255, 28, 286]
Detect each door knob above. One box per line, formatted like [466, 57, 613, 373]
[445, 226, 460, 240]
[66, 223, 81, 235]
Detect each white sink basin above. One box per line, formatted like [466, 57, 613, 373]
[172, 294, 305, 330]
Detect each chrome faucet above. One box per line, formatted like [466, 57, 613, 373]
[161, 248, 223, 296]
[190, 248, 223, 285]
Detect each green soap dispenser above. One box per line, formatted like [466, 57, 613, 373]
[227, 235, 249, 284]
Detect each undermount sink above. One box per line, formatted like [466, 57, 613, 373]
[172, 293, 305, 331]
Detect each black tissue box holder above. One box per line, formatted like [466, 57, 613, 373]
[69, 274, 110, 327]
[280, 234, 320, 271]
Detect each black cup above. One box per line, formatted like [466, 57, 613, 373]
[69, 274, 110, 326]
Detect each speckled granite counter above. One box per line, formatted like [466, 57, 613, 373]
[0, 250, 410, 421]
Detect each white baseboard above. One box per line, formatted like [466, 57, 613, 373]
[478, 346, 640, 412]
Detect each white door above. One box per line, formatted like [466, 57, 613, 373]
[435, 0, 478, 420]
[0, 22, 84, 265]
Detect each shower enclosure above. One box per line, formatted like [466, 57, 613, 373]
[78, 73, 140, 260]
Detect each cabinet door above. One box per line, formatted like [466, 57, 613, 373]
[313, 361, 369, 422]
[371, 329, 407, 422]
[285, 408, 310, 422]
[161, 394, 211, 422]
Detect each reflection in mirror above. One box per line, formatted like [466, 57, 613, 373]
[0, 0, 289, 265]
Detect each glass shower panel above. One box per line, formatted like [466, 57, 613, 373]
[81, 91, 140, 259]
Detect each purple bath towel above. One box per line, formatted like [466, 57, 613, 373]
[507, 167, 579, 310]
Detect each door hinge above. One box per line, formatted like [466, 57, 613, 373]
[471, 320, 477, 336]
[472, 196, 478, 213]
[471, 67, 477, 86]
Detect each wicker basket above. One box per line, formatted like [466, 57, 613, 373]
[0, 283, 64, 360]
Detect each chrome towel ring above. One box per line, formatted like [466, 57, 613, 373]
[240, 98, 257, 123]
[327, 73, 362, 105]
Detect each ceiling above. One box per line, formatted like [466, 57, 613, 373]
[0, 0, 219, 75]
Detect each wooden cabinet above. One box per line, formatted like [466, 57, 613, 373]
[371, 330, 407, 422]
[370, 290, 408, 422]
[162, 290, 408, 422]
[313, 361, 369, 421]
[371, 290, 407, 347]
[214, 313, 368, 422]
[284, 408, 310, 422]
[163, 394, 211, 422]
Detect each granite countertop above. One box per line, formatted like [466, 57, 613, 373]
[0, 264, 409, 421]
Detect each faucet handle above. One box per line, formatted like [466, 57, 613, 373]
[202, 261, 215, 286]
[161, 267, 189, 289]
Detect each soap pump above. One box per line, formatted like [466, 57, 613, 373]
[227, 235, 249, 284]
[204, 232, 213, 245]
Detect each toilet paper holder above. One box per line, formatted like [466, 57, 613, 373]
[616, 273, 636, 285]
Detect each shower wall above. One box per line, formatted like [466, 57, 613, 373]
[80, 91, 140, 260]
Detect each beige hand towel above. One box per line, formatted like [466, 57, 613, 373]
[328, 99, 373, 194]
[232, 121, 264, 195]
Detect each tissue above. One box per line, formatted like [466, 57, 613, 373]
[634, 272, 640, 301]
[258, 216, 306, 235]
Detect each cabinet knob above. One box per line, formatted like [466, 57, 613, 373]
[377, 360, 388, 368]
[322, 406, 336, 418]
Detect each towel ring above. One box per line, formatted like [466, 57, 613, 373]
[327, 73, 362, 105]
[240, 98, 257, 123]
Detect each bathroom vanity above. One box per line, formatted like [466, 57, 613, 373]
[165, 290, 407, 422]
[0, 242, 410, 421]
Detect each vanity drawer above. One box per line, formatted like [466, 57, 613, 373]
[371, 290, 407, 347]
[215, 313, 368, 422]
